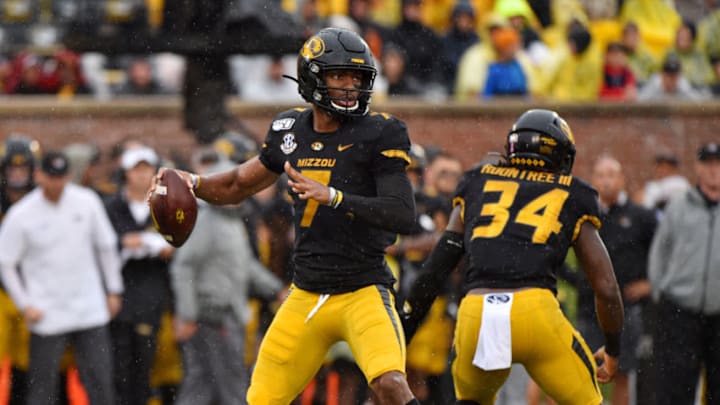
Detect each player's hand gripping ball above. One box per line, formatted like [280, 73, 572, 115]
[149, 170, 198, 247]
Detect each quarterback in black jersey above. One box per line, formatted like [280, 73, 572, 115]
[150, 28, 420, 405]
[403, 109, 624, 405]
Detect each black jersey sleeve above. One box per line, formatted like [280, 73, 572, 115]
[259, 110, 303, 174]
[569, 179, 602, 242]
[452, 168, 478, 225]
[338, 116, 416, 234]
[258, 135, 284, 174]
[370, 116, 412, 171]
[340, 163, 416, 234]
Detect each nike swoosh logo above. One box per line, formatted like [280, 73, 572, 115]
[338, 144, 354, 152]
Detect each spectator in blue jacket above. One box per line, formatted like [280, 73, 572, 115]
[483, 26, 528, 98]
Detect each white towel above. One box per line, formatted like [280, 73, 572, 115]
[472, 293, 514, 370]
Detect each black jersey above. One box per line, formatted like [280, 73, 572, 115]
[598, 199, 656, 291]
[454, 164, 601, 292]
[259, 108, 412, 294]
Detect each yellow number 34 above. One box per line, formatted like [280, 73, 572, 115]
[472, 180, 569, 244]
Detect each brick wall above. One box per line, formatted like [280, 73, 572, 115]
[1, 98, 718, 197]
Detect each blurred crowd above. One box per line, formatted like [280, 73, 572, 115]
[0, 131, 289, 405]
[0, 127, 717, 405]
[3, 0, 720, 102]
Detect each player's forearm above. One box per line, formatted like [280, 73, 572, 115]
[338, 169, 416, 234]
[340, 193, 415, 233]
[195, 168, 250, 204]
[404, 231, 464, 331]
[418, 234, 463, 286]
[575, 223, 624, 355]
[595, 286, 624, 357]
[589, 258, 624, 340]
[397, 231, 441, 255]
[195, 157, 277, 205]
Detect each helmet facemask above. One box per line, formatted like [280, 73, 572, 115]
[312, 65, 375, 118]
[1, 135, 39, 191]
[295, 28, 377, 119]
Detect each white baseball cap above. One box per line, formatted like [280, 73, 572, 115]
[121, 147, 159, 170]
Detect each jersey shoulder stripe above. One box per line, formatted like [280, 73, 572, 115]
[380, 149, 411, 164]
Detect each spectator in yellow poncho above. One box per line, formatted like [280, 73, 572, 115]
[621, 21, 659, 85]
[619, 0, 681, 59]
[540, 20, 604, 101]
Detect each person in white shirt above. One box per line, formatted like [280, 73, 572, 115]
[641, 152, 691, 218]
[0, 151, 123, 405]
[105, 146, 174, 405]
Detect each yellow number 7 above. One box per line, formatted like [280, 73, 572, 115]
[299, 170, 332, 227]
[472, 180, 569, 244]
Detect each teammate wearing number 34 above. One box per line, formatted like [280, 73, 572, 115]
[149, 27, 422, 405]
[402, 109, 624, 405]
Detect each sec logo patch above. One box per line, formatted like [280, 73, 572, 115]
[281, 133, 298, 155]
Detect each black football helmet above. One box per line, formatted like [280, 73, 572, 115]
[505, 109, 576, 175]
[0, 134, 41, 190]
[296, 27, 376, 118]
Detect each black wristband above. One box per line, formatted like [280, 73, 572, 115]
[604, 331, 621, 357]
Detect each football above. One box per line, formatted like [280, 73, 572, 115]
[149, 170, 198, 247]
